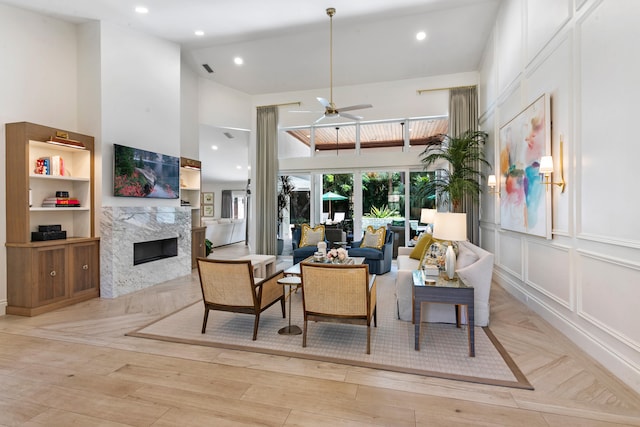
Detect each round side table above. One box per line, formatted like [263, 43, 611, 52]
[277, 276, 302, 335]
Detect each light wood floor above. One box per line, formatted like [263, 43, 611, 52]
[1, 243, 639, 426]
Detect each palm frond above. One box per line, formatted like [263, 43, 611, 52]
[419, 130, 491, 211]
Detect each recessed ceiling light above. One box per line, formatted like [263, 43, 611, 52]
[135, 6, 149, 14]
[234, 57, 244, 65]
[236, 165, 242, 169]
[194, 30, 204, 36]
[416, 31, 427, 41]
[247, 166, 251, 170]
[211, 145, 218, 150]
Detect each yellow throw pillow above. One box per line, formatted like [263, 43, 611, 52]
[409, 233, 433, 260]
[362, 226, 386, 249]
[299, 224, 325, 247]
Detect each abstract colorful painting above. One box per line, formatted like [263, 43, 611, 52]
[499, 94, 551, 239]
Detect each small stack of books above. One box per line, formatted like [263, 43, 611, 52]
[35, 155, 65, 176]
[42, 197, 81, 207]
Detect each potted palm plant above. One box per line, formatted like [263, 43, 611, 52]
[420, 130, 490, 212]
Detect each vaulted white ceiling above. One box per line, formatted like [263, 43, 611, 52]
[6, 0, 500, 95]
[4, 0, 501, 182]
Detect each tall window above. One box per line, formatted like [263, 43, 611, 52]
[409, 171, 435, 223]
[361, 171, 405, 230]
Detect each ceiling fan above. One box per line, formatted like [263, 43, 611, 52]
[315, 7, 372, 124]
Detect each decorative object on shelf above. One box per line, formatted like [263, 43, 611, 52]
[31, 223, 66, 241]
[539, 135, 566, 193]
[433, 212, 467, 280]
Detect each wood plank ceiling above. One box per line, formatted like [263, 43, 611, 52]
[286, 117, 448, 151]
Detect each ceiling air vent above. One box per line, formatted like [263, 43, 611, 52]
[202, 64, 214, 73]
[223, 132, 234, 139]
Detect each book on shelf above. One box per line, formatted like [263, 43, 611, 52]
[41, 197, 81, 207]
[35, 157, 49, 175]
[34, 155, 64, 176]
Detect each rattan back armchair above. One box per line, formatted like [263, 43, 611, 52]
[300, 262, 377, 353]
[196, 258, 286, 340]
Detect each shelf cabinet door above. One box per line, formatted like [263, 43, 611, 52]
[191, 227, 206, 269]
[34, 246, 67, 306]
[70, 241, 100, 296]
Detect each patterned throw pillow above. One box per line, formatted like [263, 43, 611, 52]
[418, 239, 459, 270]
[409, 233, 433, 260]
[299, 224, 325, 247]
[362, 226, 386, 249]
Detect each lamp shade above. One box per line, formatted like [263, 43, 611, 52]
[487, 174, 497, 188]
[432, 212, 467, 242]
[420, 208, 436, 224]
[539, 156, 554, 174]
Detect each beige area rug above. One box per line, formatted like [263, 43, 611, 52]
[128, 272, 532, 390]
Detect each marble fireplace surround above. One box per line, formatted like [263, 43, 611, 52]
[100, 206, 192, 298]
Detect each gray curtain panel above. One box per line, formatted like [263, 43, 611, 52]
[221, 190, 232, 218]
[255, 106, 279, 255]
[449, 86, 480, 245]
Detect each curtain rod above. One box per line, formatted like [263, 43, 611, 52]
[257, 101, 301, 108]
[416, 85, 477, 95]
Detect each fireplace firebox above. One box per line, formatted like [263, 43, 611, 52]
[133, 237, 178, 266]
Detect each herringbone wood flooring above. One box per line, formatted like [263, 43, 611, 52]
[0, 243, 639, 426]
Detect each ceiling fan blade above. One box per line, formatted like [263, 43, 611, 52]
[317, 97, 331, 108]
[336, 103, 373, 113]
[338, 112, 363, 121]
[314, 114, 327, 124]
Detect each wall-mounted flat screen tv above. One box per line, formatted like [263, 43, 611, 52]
[113, 144, 180, 199]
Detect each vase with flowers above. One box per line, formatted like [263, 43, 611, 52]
[327, 247, 348, 264]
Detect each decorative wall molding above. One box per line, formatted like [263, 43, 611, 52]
[577, 232, 640, 250]
[576, 249, 640, 353]
[525, 0, 572, 67]
[524, 239, 572, 310]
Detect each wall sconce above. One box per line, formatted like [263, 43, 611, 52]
[539, 136, 566, 193]
[487, 174, 499, 195]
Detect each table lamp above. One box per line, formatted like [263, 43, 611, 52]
[420, 208, 436, 234]
[432, 212, 467, 279]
